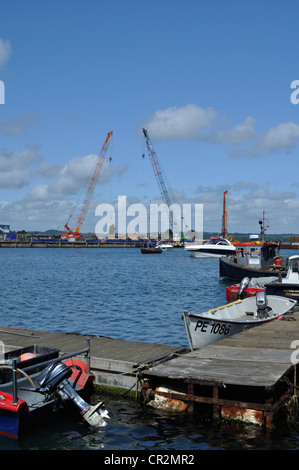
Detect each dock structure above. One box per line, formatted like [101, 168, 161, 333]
[1, 309, 299, 428]
[0, 240, 145, 248]
[0, 326, 185, 393]
[140, 310, 299, 427]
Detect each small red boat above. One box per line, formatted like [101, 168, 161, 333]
[226, 284, 264, 302]
[226, 276, 265, 302]
[0, 343, 109, 439]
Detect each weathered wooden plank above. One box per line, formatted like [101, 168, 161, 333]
[0, 326, 184, 370]
[142, 350, 293, 387]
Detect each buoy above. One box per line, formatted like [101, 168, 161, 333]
[63, 359, 87, 372]
[274, 257, 282, 266]
[20, 352, 36, 361]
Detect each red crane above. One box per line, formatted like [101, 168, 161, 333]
[62, 131, 113, 240]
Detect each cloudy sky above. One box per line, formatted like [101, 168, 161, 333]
[0, 0, 299, 235]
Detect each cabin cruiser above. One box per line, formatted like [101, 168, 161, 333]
[185, 237, 236, 258]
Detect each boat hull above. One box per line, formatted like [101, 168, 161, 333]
[140, 248, 162, 253]
[186, 247, 235, 258]
[183, 312, 259, 349]
[219, 256, 286, 281]
[265, 283, 299, 301]
[183, 296, 296, 349]
[185, 237, 236, 258]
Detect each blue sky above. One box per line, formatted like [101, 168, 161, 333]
[0, 0, 299, 235]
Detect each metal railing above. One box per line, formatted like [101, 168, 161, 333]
[7, 338, 91, 405]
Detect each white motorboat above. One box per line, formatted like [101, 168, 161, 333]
[156, 241, 173, 250]
[265, 255, 299, 301]
[185, 237, 236, 258]
[183, 293, 296, 349]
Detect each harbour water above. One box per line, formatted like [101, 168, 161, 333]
[0, 246, 299, 450]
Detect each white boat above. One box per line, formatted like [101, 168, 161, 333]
[183, 293, 297, 349]
[156, 241, 173, 250]
[265, 255, 299, 301]
[185, 237, 236, 258]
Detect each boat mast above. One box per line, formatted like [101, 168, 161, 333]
[221, 190, 228, 238]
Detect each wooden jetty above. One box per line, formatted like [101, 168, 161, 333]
[140, 309, 299, 428]
[0, 326, 185, 392]
[1, 308, 299, 428]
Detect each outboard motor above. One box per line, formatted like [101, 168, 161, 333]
[33, 361, 109, 428]
[237, 277, 250, 299]
[255, 291, 270, 318]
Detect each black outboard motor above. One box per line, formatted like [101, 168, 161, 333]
[237, 277, 250, 299]
[255, 291, 270, 318]
[34, 361, 109, 428]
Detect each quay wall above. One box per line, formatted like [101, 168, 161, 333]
[0, 240, 146, 248]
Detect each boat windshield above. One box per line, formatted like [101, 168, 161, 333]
[209, 238, 229, 245]
[289, 257, 299, 272]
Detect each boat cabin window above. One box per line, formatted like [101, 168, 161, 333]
[290, 259, 299, 272]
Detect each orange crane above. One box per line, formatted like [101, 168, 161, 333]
[62, 131, 113, 240]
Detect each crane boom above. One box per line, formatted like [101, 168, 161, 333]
[63, 131, 113, 239]
[142, 128, 174, 232]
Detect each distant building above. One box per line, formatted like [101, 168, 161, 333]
[0, 225, 10, 234]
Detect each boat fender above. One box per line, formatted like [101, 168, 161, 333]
[274, 256, 282, 266]
[63, 359, 87, 372]
[20, 352, 36, 361]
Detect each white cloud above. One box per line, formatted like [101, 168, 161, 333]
[0, 148, 42, 189]
[25, 153, 127, 202]
[144, 104, 218, 140]
[192, 183, 299, 234]
[215, 116, 256, 144]
[145, 104, 299, 160]
[0, 39, 11, 69]
[231, 121, 299, 158]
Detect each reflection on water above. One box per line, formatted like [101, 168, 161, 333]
[2, 395, 299, 451]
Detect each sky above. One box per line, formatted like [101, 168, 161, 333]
[0, 0, 299, 236]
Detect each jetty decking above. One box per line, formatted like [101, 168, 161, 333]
[0, 326, 186, 392]
[140, 309, 299, 427]
[1, 308, 299, 427]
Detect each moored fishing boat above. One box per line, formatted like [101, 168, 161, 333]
[219, 241, 286, 281]
[183, 293, 296, 349]
[140, 242, 163, 253]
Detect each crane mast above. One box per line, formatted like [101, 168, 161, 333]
[142, 128, 174, 233]
[63, 131, 113, 240]
[221, 190, 228, 238]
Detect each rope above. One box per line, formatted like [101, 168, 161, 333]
[0, 365, 35, 387]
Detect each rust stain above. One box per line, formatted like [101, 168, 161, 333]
[221, 406, 264, 426]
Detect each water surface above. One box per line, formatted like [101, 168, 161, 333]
[0, 247, 298, 450]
